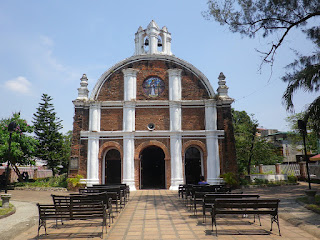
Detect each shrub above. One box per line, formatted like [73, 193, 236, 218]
[67, 174, 84, 188]
[220, 172, 238, 188]
[14, 174, 68, 188]
[287, 175, 298, 183]
[254, 178, 269, 185]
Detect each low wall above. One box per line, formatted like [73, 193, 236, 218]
[0, 166, 53, 182]
[250, 174, 287, 182]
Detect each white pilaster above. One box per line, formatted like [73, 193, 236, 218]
[169, 134, 183, 190]
[168, 69, 182, 101]
[123, 102, 135, 132]
[122, 68, 138, 101]
[86, 136, 100, 186]
[123, 135, 136, 190]
[170, 102, 181, 131]
[205, 100, 217, 131]
[206, 134, 221, 184]
[89, 103, 100, 132]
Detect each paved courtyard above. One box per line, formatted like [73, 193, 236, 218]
[5, 183, 319, 240]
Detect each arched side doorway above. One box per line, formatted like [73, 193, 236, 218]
[185, 147, 203, 184]
[105, 149, 121, 184]
[140, 146, 165, 189]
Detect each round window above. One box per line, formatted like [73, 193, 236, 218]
[142, 76, 165, 98]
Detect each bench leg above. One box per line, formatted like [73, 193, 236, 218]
[270, 214, 281, 236]
[38, 218, 47, 237]
[211, 212, 217, 236]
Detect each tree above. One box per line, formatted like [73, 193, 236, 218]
[33, 94, 63, 176]
[286, 112, 319, 153]
[59, 130, 72, 175]
[204, 0, 320, 133]
[0, 113, 37, 178]
[232, 109, 282, 174]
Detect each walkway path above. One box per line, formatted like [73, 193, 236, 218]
[5, 183, 319, 240]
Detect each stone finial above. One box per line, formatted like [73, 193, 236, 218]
[147, 20, 160, 30]
[77, 74, 89, 100]
[217, 72, 230, 100]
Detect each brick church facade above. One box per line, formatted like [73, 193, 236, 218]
[69, 21, 237, 190]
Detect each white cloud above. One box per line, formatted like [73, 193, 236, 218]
[40, 35, 54, 47]
[5, 76, 32, 94]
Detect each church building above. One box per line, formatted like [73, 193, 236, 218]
[70, 21, 237, 190]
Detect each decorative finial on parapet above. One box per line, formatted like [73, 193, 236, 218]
[77, 74, 89, 100]
[217, 72, 230, 100]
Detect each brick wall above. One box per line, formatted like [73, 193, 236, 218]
[101, 109, 123, 131]
[135, 108, 170, 130]
[182, 108, 205, 130]
[97, 70, 124, 101]
[217, 105, 238, 175]
[70, 107, 89, 177]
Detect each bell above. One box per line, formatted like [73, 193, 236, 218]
[145, 38, 149, 46]
[157, 38, 162, 47]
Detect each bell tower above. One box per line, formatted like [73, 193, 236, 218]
[134, 20, 172, 56]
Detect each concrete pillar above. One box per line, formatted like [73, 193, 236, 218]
[123, 102, 135, 132]
[275, 163, 281, 174]
[123, 135, 136, 190]
[169, 135, 183, 190]
[205, 100, 217, 131]
[89, 103, 100, 132]
[206, 134, 221, 184]
[168, 69, 182, 101]
[259, 164, 264, 174]
[122, 68, 138, 101]
[86, 137, 100, 186]
[299, 162, 307, 179]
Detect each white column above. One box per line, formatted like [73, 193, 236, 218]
[123, 135, 136, 190]
[170, 103, 181, 131]
[206, 134, 221, 184]
[205, 100, 217, 131]
[122, 68, 138, 101]
[168, 69, 182, 101]
[89, 103, 100, 132]
[86, 136, 100, 186]
[123, 102, 135, 132]
[169, 135, 183, 190]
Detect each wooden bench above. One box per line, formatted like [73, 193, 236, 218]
[79, 187, 121, 213]
[211, 198, 280, 236]
[202, 193, 257, 223]
[87, 186, 125, 208]
[51, 193, 113, 225]
[93, 184, 130, 202]
[37, 200, 107, 238]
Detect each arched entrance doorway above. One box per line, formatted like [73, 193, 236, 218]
[105, 149, 121, 184]
[140, 146, 165, 189]
[185, 147, 202, 184]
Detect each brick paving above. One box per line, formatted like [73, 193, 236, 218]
[11, 187, 319, 240]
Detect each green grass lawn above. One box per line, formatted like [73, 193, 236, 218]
[0, 200, 15, 216]
[297, 195, 320, 214]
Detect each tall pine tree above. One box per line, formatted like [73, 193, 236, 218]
[33, 94, 63, 176]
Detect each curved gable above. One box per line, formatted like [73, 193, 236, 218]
[90, 55, 215, 101]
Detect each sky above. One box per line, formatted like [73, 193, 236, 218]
[0, 1, 319, 133]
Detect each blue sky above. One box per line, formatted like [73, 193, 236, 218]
[0, 1, 318, 133]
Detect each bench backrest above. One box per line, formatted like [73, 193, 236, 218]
[204, 194, 260, 205]
[38, 201, 106, 220]
[214, 198, 280, 213]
